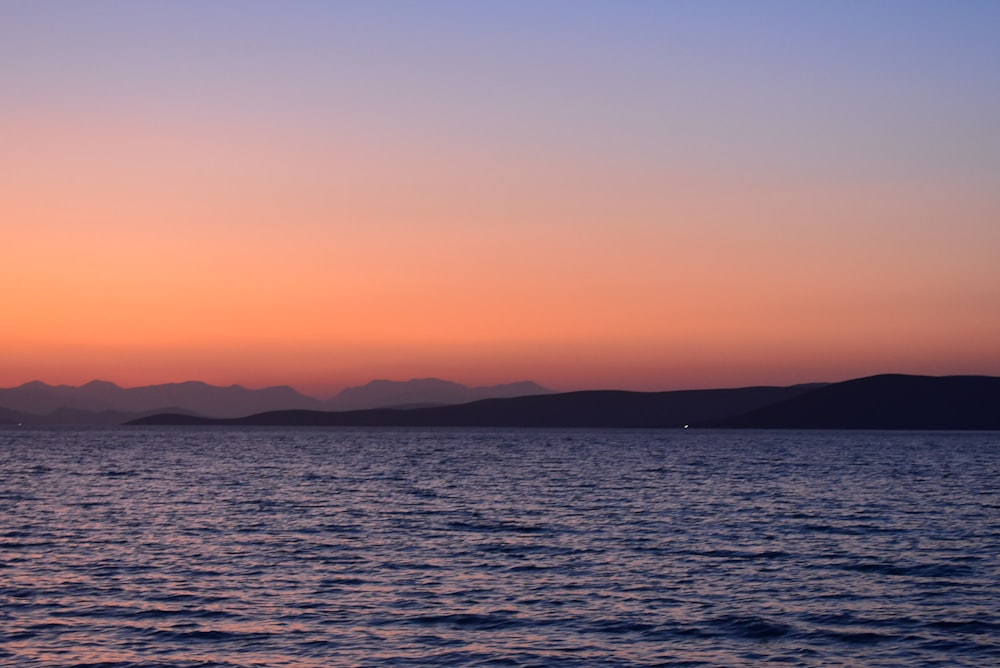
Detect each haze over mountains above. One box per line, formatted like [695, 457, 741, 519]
[0, 378, 551, 424]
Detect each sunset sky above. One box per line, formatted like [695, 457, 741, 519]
[3, 1, 999, 397]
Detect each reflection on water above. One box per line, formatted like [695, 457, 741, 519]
[1, 427, 998, 666]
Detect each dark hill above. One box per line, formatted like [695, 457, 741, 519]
[128, 384, 817, 428]
[710, 374, 1000, 430]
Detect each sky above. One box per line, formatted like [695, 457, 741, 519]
[2, 1, 999, 397]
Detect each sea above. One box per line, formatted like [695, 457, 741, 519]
[1, 427, 998, 667]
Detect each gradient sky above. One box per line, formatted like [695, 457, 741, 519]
[3, 1, 999, 396]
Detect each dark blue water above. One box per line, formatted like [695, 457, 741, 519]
[1, 427, 998, 667]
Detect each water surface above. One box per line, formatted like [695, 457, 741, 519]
[1, 427, 998, 666]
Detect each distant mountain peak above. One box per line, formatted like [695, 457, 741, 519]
[17, 380, 50, 390]
[172, 380, 212, 388]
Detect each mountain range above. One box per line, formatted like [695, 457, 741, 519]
[0, 378, 551, 424]
[4, 374, 997, 430]
[128, 374, 1000, 430]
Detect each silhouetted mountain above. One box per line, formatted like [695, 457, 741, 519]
[0, 378, 553, 424]
[709, 374, 1000, 430]
[0, 381, 111, 414]
[0, 380, 322, 420]
[326, 378, 551, 410]
[130, 375, 1000, 430]
[129, 384, 817, 428]
[14, 374, 999, 429]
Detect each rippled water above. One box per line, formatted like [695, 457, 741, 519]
[1, 427, 998, 667]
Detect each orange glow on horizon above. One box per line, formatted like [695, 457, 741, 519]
[4, 5, 999, 396]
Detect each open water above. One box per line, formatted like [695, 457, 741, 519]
[1, 427, 998, 667]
